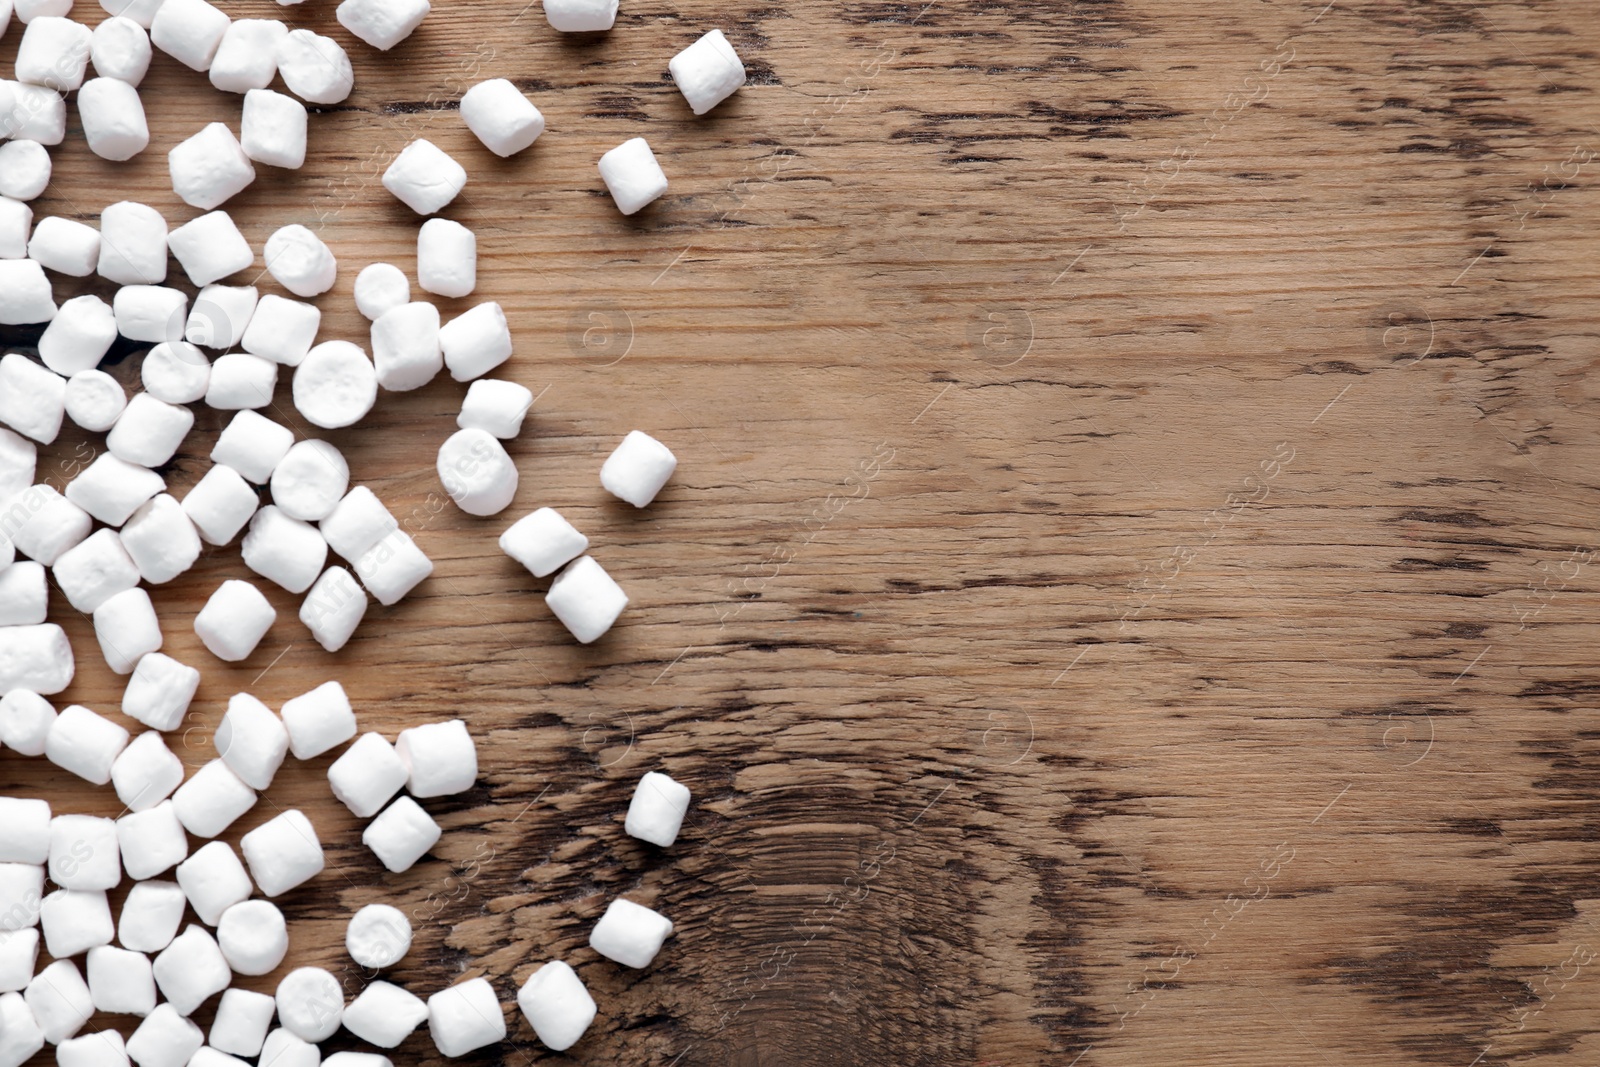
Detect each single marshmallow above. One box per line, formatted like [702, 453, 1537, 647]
[110, 731, 184, 812]
[188, 1049, 248, 1067]
[98, 201, 165, 284]
[141, 343, 209, 404]
[515, 961, 594, 1052]
[0, 197, 31, 259]
[298, 567, 366, 652]
[216, 899, 287, 976]
[108, 392, 193, 466]
[52, 527, 139, 612]
[168, 124, 254, 210]
[0, 562, 46, 625]
[181, 463, 259, 545]
[460, 79, 544, 157]
[0, 623, 75, 694]
[126, 1005, 202, 1067]
[57, 1030, 131, 1067]
[416, 218, 475, 298]
[256, 1030, 317, 1067]
[318, 486, 396, 561]
[362, 796, 439, 873]
[263, 224, 335, 297]
[544, 556, 627, 643]
[600, 429, 676, 506]
[121, 651, 199, 731]
[209, 19, 284, 92]
[16, 0, 71, 24]
[598, 137, 668, 215]
[275, 968, 343, 1041]
[426, 978, 504, 1057]
[382, 140, 465, 215]
[325, 1053, 390, 1067]
[215, 692, 289, 789]
[10, 485, 91, 565]
[241, 294, 319, 366]
[7, 85, 67, 147]
[117, 881, 186, 954]
[48, 813, 121, 889]
[65, 453, 165, 526]
[211, 411, 292, 484]
[64, 369, 126, 431]
[276, 30, 352, 104]
[342, 984, 426, 1048]
[171, 760, 257, 838]
[99, 0, 165, 27]
[0, 261, 56, 327]
[336, 0, 428, 50]
[240, 88, 306, 169]
[168, 210, 252, 286]
[242, 505, 327, 594]
[29, 216, 100, 276]
[371, 302, 440, 391]
[0, 991, 44, 1065]
[0, 427, 36, 500]
[0, 862, 45, 926]
[543, 0, 615, 32]
[90, 17, 151, 84]
[111, 285, 186, 343]
[271, 440, 348, 521]
[499, 508, 586, 578]
[0, 798, 49, 861]
[204, 352, 277, 410]
[0, 929, 39, 994]
[458, 379, 532, 439]
[354, 263, 408, 320]
[240, 809, 323, 897]
[149, 0, 229, 71]
[394, 718, 476, 797]
[16, 17, 92, 91]
[46, 706, 130, 786]
[327, 732, 406, 818]
[78, 77, 149, 160]
[669, 28, 745, 115]
[185, 284, 257, 349]
[174, 841, 250, 925]
[121, 495, 202, 585]
[0, 356, 63, 443]
[115, 801, 188, 880]
[280, 680, 355, 759]
[26, 959, 93, 1043]
[292, 342, 375, 429]
[0, 142, 52, 201]
[87, 946, 155, 1015]
[74, 554, 155, 649]
[210, 989, 274, 1056]
[194, 579, 276, 662]
[624, 770, 690, 846]
[588, 897, 672, 968]
[151, 925, 230, 1015]
[354, 529, 432, 605]
[437, 428, 517, 516]
[345, 904, 409, 969]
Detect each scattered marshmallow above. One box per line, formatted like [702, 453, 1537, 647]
[416, 218, 474, 298]
[121, 495, 202, 585]
[382, 140, 465, 215]
[16, 16, 92, 91]
[210, 989, 274, 1057]
[174, 841, 251, 925]
[0, 142, 52, 201]
[87, 946, 156, 1016]
[256, 1030, 316, 1067]
[426, 978, 504, 1057]
[195, 579, 276, 661]
[52, 527, 138, 612]
[26, 959, 93, 1043]
[394, 719, 476, 797]
[624, 770, 691, 846]
[111, 285, 185, 343]
[0, 197, 31, 259]
[0, 356, 63, 443]
[460, 79, 544, 157]
[98, 201, 165, 284]
[0, 426, 36, 499]
[65, 453, 165, 526]
[670, 28, 745, 115]
[458, 379, 532, 439]
[516, 961, 594, 1052]
[29, 216, 101, 276]
[47, 813, 121, 889]
[209, 19, 284, 92]
[168, 123, 255, 209]
[600, 429, 676, 506]
[328, 732, 406, 818]
[299, 566, 367, 652]
[99, 0, 166, 28]
[90, 17, 151, 84]
[10, 485, 91, 565]
[0, 930, 38, 994]
[0, 798, 50, 861]
[0, 862, 44, 926]
[115, 800, 188, 880]
[186, 284, 257, 349]
[598, 137, 668, 215]
[149, 0, 229, 72]
[240, 88, 306, 169]
[336, 0, 428, 50]
[17, 0, 72, 24]
[292, 342, 375, 428]
[371, 302, 441, 391]
[241, 294, 319, 366]
[318, 486, 396, 561]
[354, 529, 432, 605]
[0, 991, 44, 1064]
[64, 369, 126, 431]
[181, 463, 259, 545]
[46, 705, 129, 787]
[108, 393, 194, 467]
[94, 587, 164, 673]
[499, 508, 586, 578]
[117, 881, 186, 954]
[171, 760, 257, 838]
[141, 343, 209, 403]
[126, 1005, 202, 1067]
[543, 0, 616, 32]
[111, 730, 184, 812]
[0, 623, 75, 693]
[189, 1049, 248, 1067]
[275, 968, 343, 1042]
[280, 680, 355, 759]
[439, 301, 511, 382]
[362, 796, 439, 873]
[276, 30, 352, 104]
[346, 904, 409, 969]
[56, 1031, 130, 1067]
[211, 411, 292, 484]
[121, 651, 199, 731]
[354, 263, 407, 321]
[437, 428, 517, 516]
[325, 1053, 391, 1067]
[0, 262, 56, 327]
[216, 899, 287, 976]
[0, 689, 54, 755]
[151, 925, 230, 1015]
[589, 897, 672, 968]
[264, 224, 335, 297]
[0, 562, 46, 625]
[204, 352, 278, 410]
[78, 76, 149, 160]
[8, 85, 67, 146]
[341, 981, 426, 1047]
[168, 210, 252, 285]
[216, 693, 289, 790]
[240, 809, 323, 897]
[545, 556, 627, 643]
[271, 439, 348, 521]
[242, 505, 327, 594]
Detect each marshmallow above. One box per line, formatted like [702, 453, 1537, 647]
[121, 495, 202, 584]
[64, 369, 126, 430]
[371, 301, 440, 391]
[25, 959, 93, 1043]
[16, 17, 91, 91]
[186, 284, 257, 349]
[99, 0, 165, 28]
[174, 841, 250, 924]
[0, 799, 49, 862]
[168, 210, 252, 285]
[65, 453, 164, 526]
[195, 579, 276, 661]
[16, 0, 71, 24]
[216, 692, 289, 789]
[8, 488, 87, 563]
[0, 689, 52, 756]
[439, 301, 510, 381]
[394, 718, 476, 797]
[115, 802, 187, 880]
[0, 142, 52, 201]
[211, 411, 292, 483]
[93, 586, 163, 674]
[241, 294, 319, 366]
[149, 0, 229, 71]
[90, 17, 151, 84]
[112, 285, 186, 343]
[181, 463, 259, 545]
[168, 123, 254, 210]
[210, 989, 274, 1056]
[298, 567, 366, 652]
[589, 897, 672, 968]
[460, 79, 544, 157]
[0, 562, 45, 624]
[598, 137, 667, 215]
[172, 760, 257, 838]
[240, 88, 306, 169]
[108, 392, 193, 466]
[318, 486, 395, 561]
[215, 899, 286, 976]
[121, 651, 199, 730]
[111, 731, 184, 812]
[670, 28, 745, 114]
[264, 224, 335, 298]
[47, 706, 130, 785]
[0, 198, 31, 259]
[240, 809, 323, 897]
[204, 352, 277, 410]
[87, 946, 155, 1015]
[126, 1006, 202, 1067]
[0, 357, 63, 444]
[543, 0, 615, 32]
[53, 528, 138, 612]
[382, 140, 465, 215]
[336, 0, 427, 50]
[324, 1053, 389, 1067]
[276, 30, 352, 104]
[47, 813, 121, 889]
[0, 862, 44, 926]
[437, 428, 517, 516]
[141, 343, 209, 404]
[275, 968, 342, 1041]
[29, 216, 99, 276]
[0, 624, 73, 693]
[98, 201, 165, 284]
[624, 770, 690, 846]
[353, 529, 431, 605]
[341, 983, 425, 1047]
[152, 925, 230, 1015]
[0, 991, 44, 1065]
[280, 680, 355, 759]
[209, 19, 284, 92]
[271, 440, 348, 521]
[188, 1049, 248, 1067]
[499, 508, 586, 578]
[0, 262, 56, 326]
[292, 343, 375, 429]
[515, 961, 594, 1052]
[354, 263, 408, 321]
[242, 505, 327, 594]
[426, 978, 504, 1057]
[602, 429, 676, 506]
[78, 77, 148, 160]
[57, 1031, 130, 1067]
[0, 428, 35, 500]
[345, 904, 409, 968]
[544, 556, 626, 643]
[459, 379, 532, 439]
[0, 930, 39, 994]
[7, 85, 67, 146]
[117, 881, 185, 954]
[362, 796, 439, 873]
[416, 218, 474, 299]
[256, 1030, 316, 1067]
[327, 732, 406, 818]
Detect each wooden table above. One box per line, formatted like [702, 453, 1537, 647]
[8, 0, 1600, 1062]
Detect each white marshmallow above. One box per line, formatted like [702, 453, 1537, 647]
[151, 925, 230, 1014]
[240, 809, 322, 897]
[437, 428, 517, 516]
[515, 961, 594, 1052]
[87, 946, 155, 1015]
[211, 411, 292, 484]
[353, 529, 431, 605]
[110, 731, 184, 812]
[0, 142, 52, 201]
[108, 392, 192, 467]
[588, 897, 672, 968]
[168, 124, 254, 210]
[280, 680, 354, 759]
[52, 527, 138, 612]
[598, 137, 667, 215]
[255, 1030, 316, 1067]
[99, 0, 164, 28]
[78, 77, 148, 160]
[624, 770, 690, 846]
[0, 562, 46, 624]
[112, 285, 186, 343]
[394, 718, 476, 797]
[324, 1053, 388, 1067]
[318, 486, 395, 561]
[669, 28, 745, 115]
[439, 301, 510, 381]
[298, 566, 366, 652]
[0, 261, 56, 326]
[0, 198, 31, 259]
[29, 216, 100, 276]
[25, 959, 93, 1043]
[188, 1049, 247, 1067]
[241, 294, 319, 366]
[9, 487, 88, 563]
[0, 624, 73, 694]
[0, 357, 63, 443]
[0, 428, 36, 500]
[117, 881, 186, 954]
[460, 78, 544, 157]
[46, 706, 129, 785]
[204, 352, 277, 410]
[276, 30, 352, 104]
[121, 651, 199, 731]
[240, 88, 305, 169]
[115, 801, 187, 880]
[209, 19, 284, 92]
[275, 968, 342, 1042]
[64, 369, 126, 431]
[0, 862, 44, 927]
[543, 0, 615, 32]
[499, 508, 586, 578]
[0, 799, 49, 862]
[458, 379, 532, 439]
[65, 453, 164, 526]
[271, 440, 348, 521]
[149, 0, 228, 71]
[371, 301, 440, 391]
[89, 583, 162, 670]
[126, 1006, 202, 1067]
[171, 760, 256, 838]
[194, 579, 276, 662]
[16, 17, 91, 91]
[215, 692, 288, 789]
[181, 463, 258, 545]
[545, 556, 626, 643]
[341, 983, 425, 1048]
[47, 813, 121, 889]
[382, 140, 465, 215]
[97, 201, 165, 284]
[264, 224, 335, 298]
[345, 904, 409, 968]
[601, 429, 675, 506]
[336, 0, 427, 50]
[354, 263, 407, 321]
[327, 732, 406, 818]
[210, 989, 274, 1056]
[140, 343, 208, 404]
[416, 218, 474, 299]
[291, 342, 374, 429]
[174, 841, 250, 925]
[426, 978, 504, 1057]
[216, 899, 287, 976]
[167, 210, 252, 286]
[7, 85, 67, 147]
[242, 505, 327, 594]
[90, 17, 151, 84]
[0, 929, 40, 994]
[185, 284, 257, 349]
[57, 1031, 130, 1067]
[0, 991, 44, 1065]
[16, 0, 71, 24]
[362, 796, 439, 873]
[121, 495, 201, 584]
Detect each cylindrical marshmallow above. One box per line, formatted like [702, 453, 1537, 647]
[0, 989, 44, 1062]
[209, 988, 275, 1057]
[241, 294, 319, 366]
[544, 555, 627, 643]
[8, 484, 89, 563]
[335, 0, 429, 50]
[340, 981, 425, 1048]
[39, 294, 116, 375]
[458, 378, 532, 439]
[209, 19, 285, 92]
[327, 732, 407, 817]
[167, 210, 252, 286]
[498, 507, 587, 578]
[181, 463, 259, 545]
[0, 141, 52, 202]
[98, 201, 166, 284]
[8, 84, 67, 147]
[52, 527, 138, 612]
[90, 17, 152, 84]
[118, 881, 187, 955]
[110, 730, 184, 812]
[276, 30, 353, 104]
[171, 760, 256, 838]
[240, 88, 306, 169]
[149, 0, 230, 71]
[194, 579, 276, 661]
[78, 77, 149, 161]
[16, 17, 92, 91]
[362, 796, 439, 873]
[174, 841, 251, 925]
[416, 217, 474, 298]
[353, 530, 432, 605]
[215, 692, 289, 790]
[185, 284, 257, 349]
[168, 124, 254, 210]
[0, 561, 46, 625]
[16, 0, 73, 21]
[588, 896, 672, 968]
[120, 495, 202, 584]
[669, 28, 745, 115]
[381, 139, 465, 215]
[127, 1005, 204, 1067]
[211, 410, 292, 483]
[121, 651, 200, 731]
[394, 718, 476, 797]
[115, 800, 189, 879]
[298, 565, 366, 652]
[0, 356, 63, 447]
[41, 888, 114, 957]
[216, 899, 288, 976]
[0, 196, 32, 259]
[600, 429, 676, 507]
[204, 352, 278, 410]
[112, 285, 186, 343]
[460, 78, 544, 157]
[63, 369, 126, 431]
[437, 427, 517, 516]
[598, 136, 668, 215]
[65, 453, 165, 526]
[151, 925, 230, 1015]
[264, 224, 335, 297]
[93, 587, 163, 674]
[140, 343, 209, 403]
[257, 1030, 317, 1067]
[0, 262, 57, 327]
[270, 439, 348, 520]
[28, 215, 100, 276]
[26, 959, 94, 1043]
[439, 301, 511, 381]
[624, 770, 690, 846]
[0, 691, 56, 756]
[516, 961, 595, 1052]
[292, 342, 375, 429]
[371, 301, 440, 391]
[107, 392, 194, 467]
[99, 0, 166, 28]
[275, 968, 343, 1042]
[345, 904, 410, 969]
[87, 946, 156, 1015]
[354, 262, 407, 320]
[0, 624, 73, 695]
[240, 809, 323, 897]
[317, 485, 396, 561]
[48, 812, 122, 888]
[425, 978, 505, 1057]
[543, 0, 616, 32]
[279, 680, 354, 759]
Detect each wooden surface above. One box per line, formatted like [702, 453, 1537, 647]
[8, 0, 1600, 1063]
